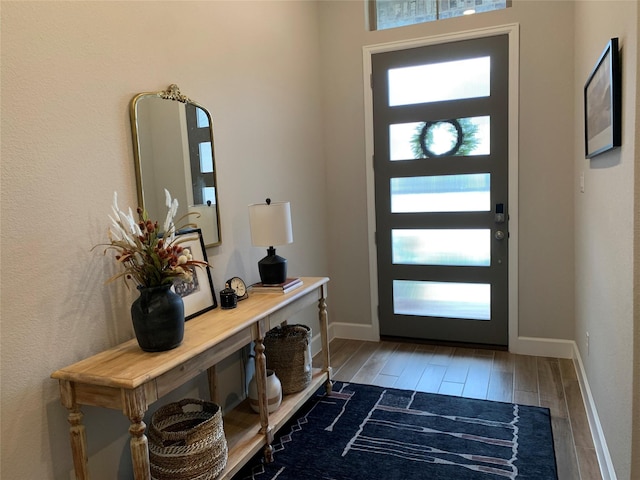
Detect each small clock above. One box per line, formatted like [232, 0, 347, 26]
[227, 276, 248, 301]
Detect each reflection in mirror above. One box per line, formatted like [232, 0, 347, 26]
[130, 84, 221, 247]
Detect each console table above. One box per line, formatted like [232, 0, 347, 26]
[51, 276, 331, 480]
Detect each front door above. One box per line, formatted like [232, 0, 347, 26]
[372, 34, 509, 346]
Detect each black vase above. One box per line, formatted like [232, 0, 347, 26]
[131, 284, 185, 352]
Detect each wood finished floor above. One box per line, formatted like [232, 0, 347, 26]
[315, 338, 602, 480]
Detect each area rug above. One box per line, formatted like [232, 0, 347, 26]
[234, 382, 557, 480]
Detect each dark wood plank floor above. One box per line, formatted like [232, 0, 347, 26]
[315, 338, 602, 480]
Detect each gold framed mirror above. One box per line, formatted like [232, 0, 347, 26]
[130, 84, 221, 247]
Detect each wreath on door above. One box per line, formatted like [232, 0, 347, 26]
[418, 119, 464, 157]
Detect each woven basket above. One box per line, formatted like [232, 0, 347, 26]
[148, 399, 228, 480]
[264, 324, 312, 394]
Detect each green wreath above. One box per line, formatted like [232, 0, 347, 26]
[419, 119, 464, 157]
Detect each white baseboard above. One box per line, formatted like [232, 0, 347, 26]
[509, 336, 574, 358]
[572, 342, 617, 480]
[327, 322, 576, 359]
[329, 321, 379, 342]
[309, 321, 378, 356]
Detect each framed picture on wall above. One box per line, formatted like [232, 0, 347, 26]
[172, 228, 217, 319]
[584, 37, 621, 159]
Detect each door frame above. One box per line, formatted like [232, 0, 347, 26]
[362, 23, 520, 349]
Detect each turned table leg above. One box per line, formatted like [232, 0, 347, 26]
[254, 335, 275, 462]
[124, 388, 151, 480]
[318, 287, 333, 394]
[67, 407, 90, 479]
[59, 381, 90, 480]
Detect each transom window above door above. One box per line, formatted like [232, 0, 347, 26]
[369, 0, 511, 31]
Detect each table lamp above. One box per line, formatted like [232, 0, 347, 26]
[248, 198, 293, 285]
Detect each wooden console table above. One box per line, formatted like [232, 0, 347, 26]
[51, 276, 331, 480]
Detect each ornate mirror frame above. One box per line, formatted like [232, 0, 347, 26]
[130, 84, 222, 247]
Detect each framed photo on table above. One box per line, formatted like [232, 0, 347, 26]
[584, 37, 621, 159]
[172, 228, 217, 319]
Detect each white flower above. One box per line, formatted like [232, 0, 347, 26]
[108, 214, 135, 246]
[109, 192, 142, 244]
[128, 207, 142, 236]
[98, 189, 208, 288]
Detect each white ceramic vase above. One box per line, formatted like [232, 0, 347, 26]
[248, 369, 282, 413]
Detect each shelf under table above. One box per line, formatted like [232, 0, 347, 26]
[220, 369, 329, 479]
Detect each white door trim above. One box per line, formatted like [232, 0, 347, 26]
[362, 23, 521, 349]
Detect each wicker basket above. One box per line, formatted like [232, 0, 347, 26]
[148, 399, 228, 480]
[264, 324, 312, 394]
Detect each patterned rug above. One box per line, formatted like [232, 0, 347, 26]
[234, 382, 558, 480]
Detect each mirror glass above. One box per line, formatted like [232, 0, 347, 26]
[130, 84, 221, 247]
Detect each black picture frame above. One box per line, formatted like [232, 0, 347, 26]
[584, 37, 621, 159]
[172, 228, 217, 319]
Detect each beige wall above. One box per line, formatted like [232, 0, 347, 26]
[573, 2, 638, 479]
[1, 2, 327, 478]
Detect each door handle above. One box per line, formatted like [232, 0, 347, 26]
[495, 230, 505, 240]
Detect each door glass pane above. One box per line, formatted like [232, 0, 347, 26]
[388, 57, 490, 106]
[392, 229, 490, 266]
[391, 173, 490, 213]
[393, 280, 490, 320]
[389, 116, 489, 160]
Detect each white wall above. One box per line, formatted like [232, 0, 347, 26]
[1, 2, 327, 478]
[573, 2, 638, 478]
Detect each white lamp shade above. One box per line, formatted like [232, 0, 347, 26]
[248, 201, 293, 247]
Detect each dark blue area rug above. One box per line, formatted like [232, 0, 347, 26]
[234, 382, 557, 480]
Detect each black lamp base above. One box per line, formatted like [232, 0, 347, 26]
[258, 247, 287, 285]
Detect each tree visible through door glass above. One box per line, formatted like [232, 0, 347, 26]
[389, 116, 490, 160]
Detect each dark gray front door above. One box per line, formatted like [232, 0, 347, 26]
[372, 34, 509, 346]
